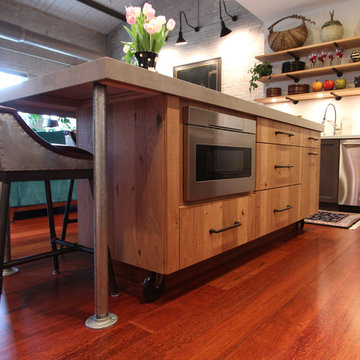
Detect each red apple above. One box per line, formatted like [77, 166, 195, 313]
[312, 80, 323, 92]
[323, 79, 334, 90]
[335, 78, 346, 89]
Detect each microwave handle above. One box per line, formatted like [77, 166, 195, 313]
[209, 221, 241, 234]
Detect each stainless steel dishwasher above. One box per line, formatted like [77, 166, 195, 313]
[338, 139, 360, 206]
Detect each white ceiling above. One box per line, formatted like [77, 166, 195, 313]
[236, 0, 343, 23]
[14, 0, 143, 34]
[13, 0, 346, 34]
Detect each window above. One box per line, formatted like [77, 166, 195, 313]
[0, 70, 28, 90]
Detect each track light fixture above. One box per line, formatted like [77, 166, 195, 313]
[175, 11, 200, 45]
[219, 0, 238, 37]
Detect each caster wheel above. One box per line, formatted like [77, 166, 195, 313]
[298, 219, 305, 230]
[142, 272, 165, 302]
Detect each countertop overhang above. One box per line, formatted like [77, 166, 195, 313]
[322, 135, 360, 139]
[0, 57, 322, 131]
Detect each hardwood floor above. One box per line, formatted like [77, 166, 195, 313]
[1, 214, 360, 359]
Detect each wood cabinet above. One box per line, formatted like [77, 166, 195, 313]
[256, 143, 301, 190]
[256, 117, 301, 146]
[179, 195, 255, 267]
[255, 117, 320, 237]
[255, 185, 301, 238]
[301, 128, 321, 148]
[301, 147, 321, 218]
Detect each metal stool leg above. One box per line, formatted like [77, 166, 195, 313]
[108, 248, 118, 297]
[44, 180, 60, 274]
[60, 179, 76, 243]
[3, 210, 19, 277]
[0, 182, 11, 295]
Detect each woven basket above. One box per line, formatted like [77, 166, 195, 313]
[268, 15, 315, 52]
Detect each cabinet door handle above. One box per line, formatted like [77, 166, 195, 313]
[209, 221, 241, 234]
[275, 130, 295, 137]
[274, 164, 295, 169]
[308, 152, 319, 155]
[273, 205, 293, 213]
[308, 136, 320, 141]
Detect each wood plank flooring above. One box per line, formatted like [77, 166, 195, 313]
[1, 214, 360, 359]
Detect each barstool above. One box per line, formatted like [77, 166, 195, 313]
[0, 105, 117, 296]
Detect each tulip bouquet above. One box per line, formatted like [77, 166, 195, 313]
[122, 3, 176, 64]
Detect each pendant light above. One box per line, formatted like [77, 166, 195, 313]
[219, 0, 238, 37]
[175, 11, 200, 45]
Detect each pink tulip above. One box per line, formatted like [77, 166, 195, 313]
[126, 14, 136, 24]
[125, 6, 140, 24]
[157, 16, 166, 25]
[143, 20, 157, 34]
[167, 18, 176, 31]
[143, 3, 155, 20]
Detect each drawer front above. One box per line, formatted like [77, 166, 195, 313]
[301, 128, 321, 148]
[257, 117, 301, 146]
[255, 185, 301, 238]
[256, 143, 301, 190]
[179, 195, 255, 268]
[301, 147, 320, 219]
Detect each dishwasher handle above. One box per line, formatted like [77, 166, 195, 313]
[342, 143, 360, 148]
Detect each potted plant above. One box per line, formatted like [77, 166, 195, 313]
[122, 3, 176, 69]
[248, 62, 272, 93]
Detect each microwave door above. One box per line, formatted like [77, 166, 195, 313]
[184, 125, 255, 201]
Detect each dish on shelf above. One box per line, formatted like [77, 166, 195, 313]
[282, 61, 306, 73]
[288, 83, 310, 94]
[266, 87, 282, 97]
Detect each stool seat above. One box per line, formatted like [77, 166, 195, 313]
[0, 106, 92, 174]
[0, 105, 117, 299]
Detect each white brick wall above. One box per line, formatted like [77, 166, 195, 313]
[107, 0, 264, 101]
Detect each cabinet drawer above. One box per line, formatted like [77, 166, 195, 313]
[255, 185, 301, 238]
[257, 117, 301, 146]
[179, 195, 255, 268]
[256, 143, 301, 190]
[301, 128, 321, 148]
[301, 147, 320, 219]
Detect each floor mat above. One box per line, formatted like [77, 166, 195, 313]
[304, 210, 360, 229]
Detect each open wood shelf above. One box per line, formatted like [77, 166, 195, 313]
[254, 87, 360, 104]
[258, 62, 360, 84]
[255, 35, 360, 63]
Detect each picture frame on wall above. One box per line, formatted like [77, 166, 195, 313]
[173, 58, 221, 91]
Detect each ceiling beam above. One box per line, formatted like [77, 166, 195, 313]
[76, 0, 126, 22]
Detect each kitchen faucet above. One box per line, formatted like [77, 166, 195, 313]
[322, 103, 337, 135]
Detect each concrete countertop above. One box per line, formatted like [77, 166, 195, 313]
[0, 57, 323, 132]
[322, 135, 360, 139]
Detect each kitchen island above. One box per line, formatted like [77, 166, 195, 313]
[0, 57, 322, 307]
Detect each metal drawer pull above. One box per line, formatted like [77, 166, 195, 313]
[274, 164, 294, 169]
[273, 205, 293, 213]
[308, 152, 319, 155]
[209, 221, 241, 234]
[308, 136, 319, 141]
[275, 130, 295, 137]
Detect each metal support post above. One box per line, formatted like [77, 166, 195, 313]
[85, 82, 117, 329]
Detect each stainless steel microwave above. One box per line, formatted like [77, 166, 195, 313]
[183, 106, 256, 202]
